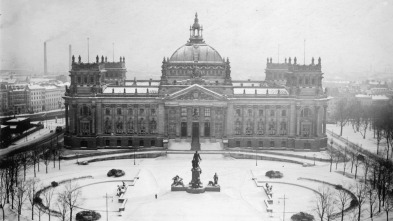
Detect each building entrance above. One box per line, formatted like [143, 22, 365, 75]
[181, 122, 187, 137]
[204, 122, 210, 137]
[192, 122, 199, 138]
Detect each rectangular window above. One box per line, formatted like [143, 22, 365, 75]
[90, 77, 94, 84]
[270, 141, 275, 148]
[139, 108, 145, 115]
[247, 141, 252, 147]
[281, 141, 287, 147]
[77, 77, 81, 84]
[139, 140, 144, 147]
[117, 140, 121, 146]
[270, 110, 275, 117]
[105, 108, 110, 115]
[117, 108, 122, 115]
[128, 140, 133, 146]
[236, 141, 241, 147]
[151, 140, 156, 147]
[205, 108, 210, 117]
[181, 107, 187, 116]
[151, 109, 156, 115]
[259, 141, 263, 147]
[105, 140, 110, 146]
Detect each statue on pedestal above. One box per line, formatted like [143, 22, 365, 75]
[190, 151, 203, 189]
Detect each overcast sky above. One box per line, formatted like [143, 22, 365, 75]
[1, 0, 393, 80]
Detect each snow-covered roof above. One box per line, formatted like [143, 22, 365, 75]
[103, 86, 158, 94]
[233, 88, 288, 95]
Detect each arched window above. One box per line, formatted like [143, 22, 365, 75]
[248, 109, 253, 117]
[235, 120, 241, 135]
[301, 108, 312, 117]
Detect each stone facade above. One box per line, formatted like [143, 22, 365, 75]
[64, 14, 328, 150]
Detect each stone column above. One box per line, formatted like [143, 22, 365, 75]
[289, 104, 295, 136]
[323, 105, 327, 134]
[92, 104, 96, 134]
[73, 104, 78, 135]
[65, 102, 69, 132]
[314, 106, 320, 137]
[296, 106, 301, 136]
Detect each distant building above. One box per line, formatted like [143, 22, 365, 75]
[8, 85, 30, 114]
[0, 84, 9, 115]
[28, 85, 45, 113]
[43, 85, 65, 111]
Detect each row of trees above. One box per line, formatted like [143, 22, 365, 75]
[314, 181, 393, 221]
[0, 136, 81, 221]
[324, 136, 393, 220]
[333, 98, 393, 159]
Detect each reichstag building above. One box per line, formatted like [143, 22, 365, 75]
[63, 14, 328, 150]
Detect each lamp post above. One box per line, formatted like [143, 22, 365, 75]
[255, 146, 258, 166]
[313, 154, 316, 165]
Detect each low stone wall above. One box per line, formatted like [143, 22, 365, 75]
[227, 152, 304, 165]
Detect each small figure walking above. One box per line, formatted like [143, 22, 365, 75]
[155, 194, 157, 199]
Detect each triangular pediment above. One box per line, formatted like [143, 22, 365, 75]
[166, 84, 226, 101]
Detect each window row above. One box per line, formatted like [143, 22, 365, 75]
[235, 140, 287, 148]
[235, 120, 287, 135]
[181, 107, 211, 117]
[105, 108, 156, 116]
[235, 109, 287, 117]
[77, 76, 98, 85]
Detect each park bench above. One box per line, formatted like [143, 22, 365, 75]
[119, 198, 128, 212]
[264, 200, 273, 213]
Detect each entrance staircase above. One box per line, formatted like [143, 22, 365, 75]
[168, 138, 223, 151]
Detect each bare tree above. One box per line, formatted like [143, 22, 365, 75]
[337, 188, 352, 221]
[0, 168, 6, 221]
[42, 145, 51, 174]
[366, 185, 379, 221]
[382, 193, 393, 221]
[34, 204, 44, 221]
[13, 179, 28, 221]
[56, 193, 70, 221]
[314, 185, 334, 221]
[59, 181, 81, 221]
[352, 182, 367, 221]
[27, 178, 40, 220]
[43, 187, 55, 221]
[333, 98, 351, 136]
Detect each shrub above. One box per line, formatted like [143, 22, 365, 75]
[291, 212, 314, 221]
[51, 181, 58, 187]
[76, 210, 101, 221]
[265, 170, 283, 178]
[107, 169, 125, 177]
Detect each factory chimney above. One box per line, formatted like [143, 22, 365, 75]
[69, 44, 72, 71]
[44, 42, 47, 75]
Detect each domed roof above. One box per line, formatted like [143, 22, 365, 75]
[169, 43, 223, 63]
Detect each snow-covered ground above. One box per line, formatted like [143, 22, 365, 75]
[2, 146, 391, 221]
[327, 123, 388, 154]
[168, 139, 223, 150]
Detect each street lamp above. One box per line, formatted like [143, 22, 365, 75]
[313, 154, 316, 165]
[255, 146, 258, 166]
